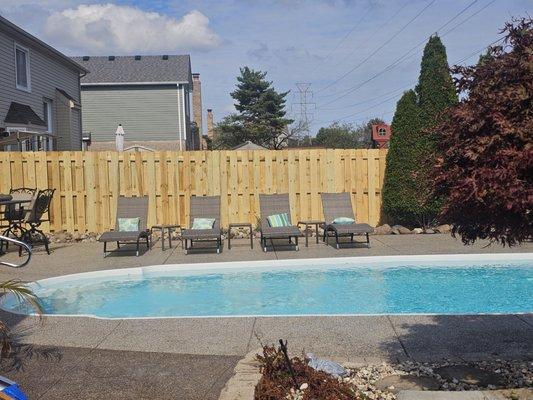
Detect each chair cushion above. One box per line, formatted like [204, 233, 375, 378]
[118, 217, 140, 232]
[192, 217, 215, 230]
[332, 217, 355, 225]
[267, 213, 290, 227]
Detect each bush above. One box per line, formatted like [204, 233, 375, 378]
[431, 18, 532, 246]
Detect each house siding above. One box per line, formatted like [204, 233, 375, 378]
[80, 85, 186, 143]
[0, 27, 82, 149]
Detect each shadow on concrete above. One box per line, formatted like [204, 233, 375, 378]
[381, 314, 533, 362]
[0, 311, 61, 372]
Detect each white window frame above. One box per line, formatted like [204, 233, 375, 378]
[14, 42, 31, 92]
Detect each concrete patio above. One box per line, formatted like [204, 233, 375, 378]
[0, 235, 531, 399]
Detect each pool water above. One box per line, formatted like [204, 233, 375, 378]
[2, 255, 532, 318]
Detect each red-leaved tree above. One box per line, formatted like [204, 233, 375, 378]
[432, 18, 532, 246]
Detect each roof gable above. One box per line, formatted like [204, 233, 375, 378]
[72, 55, 192, 85]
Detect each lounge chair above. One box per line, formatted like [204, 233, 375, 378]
[259, 193, 302, 252]
[321, 192, 373, 249]
[99, 196, 151, 257]
[181, 196, 222, 254]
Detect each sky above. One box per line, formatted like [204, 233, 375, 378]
[1, 0, 531, 135]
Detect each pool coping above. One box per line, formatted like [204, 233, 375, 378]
[2, 252, 532, 320]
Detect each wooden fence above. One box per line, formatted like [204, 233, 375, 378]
[0, 149, 388, 233]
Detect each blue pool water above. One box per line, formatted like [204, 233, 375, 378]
[2, 256, 532, 318]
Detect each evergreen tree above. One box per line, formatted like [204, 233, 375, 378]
[416, 35, 458, 126]
[382, 35, 457, 228]
[214, 67, 293, 149]
[381, 90, 423, 226]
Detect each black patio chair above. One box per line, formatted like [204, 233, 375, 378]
[19, 188, 55, 255]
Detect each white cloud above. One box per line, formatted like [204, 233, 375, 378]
[43, 3, 221, 54]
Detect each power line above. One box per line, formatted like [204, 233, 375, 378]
[315, 0, 437, 94]
[317, 0, 495, 107]
[331, 2, 406, 72]
[316, 35, 504, 126]
[310, 6, 373, 74]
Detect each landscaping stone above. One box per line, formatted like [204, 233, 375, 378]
[412, 228, 423, 234]
[434, 365, 506, 387]
[375, 375, 440, 393]
[396, 388, 532, 400]
[219, 349, 262, 400]
[435, 224, 452, 234]
[374, 224, 392, 235]
[392, 225, 412, 234]
[424, 228, 435, 234]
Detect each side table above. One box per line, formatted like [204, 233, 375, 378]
[228, 222, 253, 249]
[151, 224, 181, 251]
[297, 220, 325, 247]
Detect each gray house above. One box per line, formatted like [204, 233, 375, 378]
[72, 55, 196, 151]
[0, 15, 87, 151]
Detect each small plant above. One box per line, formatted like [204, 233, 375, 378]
[254, 342, 365, 400]
[0, 280, 42, 358]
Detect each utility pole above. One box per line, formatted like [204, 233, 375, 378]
[291, 83, 315, 146]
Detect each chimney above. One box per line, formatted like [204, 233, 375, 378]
[207, 109, 214, 140]
[192, 73, 203, 136]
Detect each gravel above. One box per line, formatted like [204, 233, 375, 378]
[340, 359, 532, 400]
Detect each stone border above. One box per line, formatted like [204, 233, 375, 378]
[219, 351, 532, 400]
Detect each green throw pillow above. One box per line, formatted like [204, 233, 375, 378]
[192, 217, 215, 230]
[118, 217, 140, 232]
[267, 213, 290, 227]
[332, 217, 355, 225]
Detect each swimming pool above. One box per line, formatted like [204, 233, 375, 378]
[2, 254, 532, 318]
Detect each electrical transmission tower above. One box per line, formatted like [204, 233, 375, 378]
[291, 83, 315, 145]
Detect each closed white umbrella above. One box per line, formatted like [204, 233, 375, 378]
[115, 124, 125, 152]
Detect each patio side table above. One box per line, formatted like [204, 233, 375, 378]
[228, 222, 253, 250]
[151, 224, 181, 251]
[297, 220, 325, 247]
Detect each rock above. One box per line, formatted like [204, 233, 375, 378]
[413, 228, 423, 234]
[373, 224, 392, 235]
[435, 224, 452, 234]
[375, 375, 440, 393]
[392, 225, 411, 234]
[306, 353, 347, 378]
[434, 365, 507, 387]
[424, 228, 435, 234]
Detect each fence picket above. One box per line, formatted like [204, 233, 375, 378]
[0, 149, 387, 232]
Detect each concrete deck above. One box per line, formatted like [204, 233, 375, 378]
[0, 235, 531, 399]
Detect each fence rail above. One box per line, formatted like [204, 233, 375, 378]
[0, 149, 388, 233]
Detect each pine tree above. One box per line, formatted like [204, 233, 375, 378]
[214, 67, 293, 149]
[381, 90, 423, 226]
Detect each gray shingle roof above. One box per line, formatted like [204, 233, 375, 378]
[4, 102, 46, 126]
[71, 55, 192, 85]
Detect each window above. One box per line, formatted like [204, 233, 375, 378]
[378, 127, 387, 136]
[15, 43, 31, 91]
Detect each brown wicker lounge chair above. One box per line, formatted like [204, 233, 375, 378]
[181, 196, 222, 254]
[99, 196, 151, 257]
[321, 192, 373, 249]
[259, 193, 302, 252]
